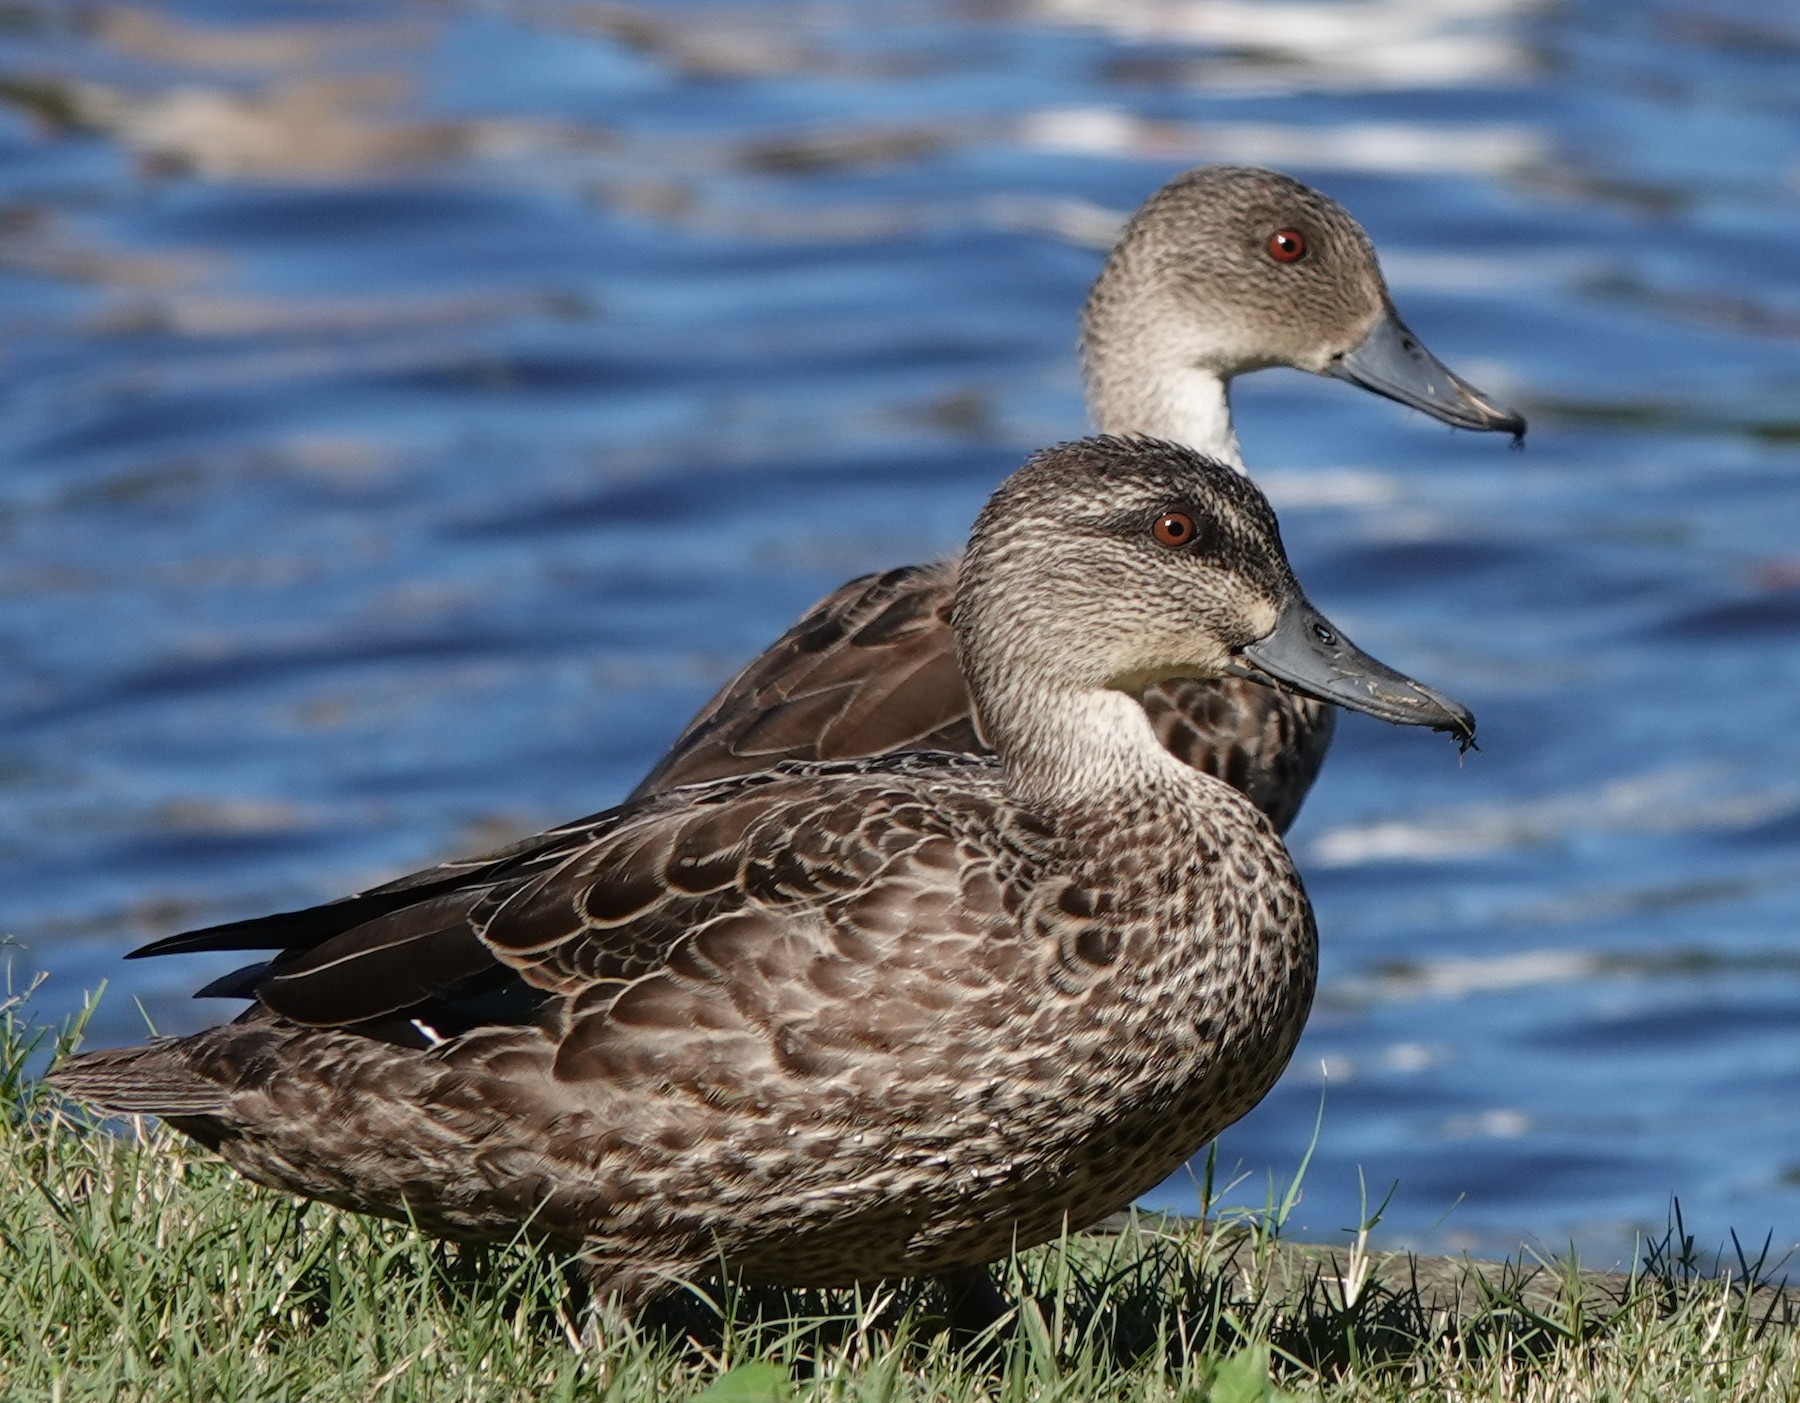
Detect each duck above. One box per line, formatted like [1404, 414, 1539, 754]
[52, 436, 1474, 1317]
[630, 165, 1521, 832]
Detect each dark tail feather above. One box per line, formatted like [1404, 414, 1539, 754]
[47, 1043, 228, 1118]
[128, 805, 626, 963]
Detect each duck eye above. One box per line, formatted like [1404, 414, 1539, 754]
[1152, 511, 1196, 547]
[1267, 229, 1306, 263]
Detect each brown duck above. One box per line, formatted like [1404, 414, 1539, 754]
[52, 437, 1473, 1316]
[633, 166, 1520, 832]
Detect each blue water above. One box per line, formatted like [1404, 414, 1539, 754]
[2, 0, 1798, 1269]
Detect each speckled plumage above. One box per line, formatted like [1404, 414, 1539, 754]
[632, 165, 1518, 829]
[52, 437, 1468, 1314]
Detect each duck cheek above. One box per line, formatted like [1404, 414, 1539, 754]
[1165, 616, 1236, 678]
[1142, 646, 1231, 690]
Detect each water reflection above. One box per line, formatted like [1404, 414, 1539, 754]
[1032, 0, 1539, 91]
[1018, 108, 1547, 177]
[1308, 765, 1800, 867]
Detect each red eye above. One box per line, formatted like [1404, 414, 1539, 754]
[1267, 229, 1306, 263]
[1153, 511, 1195, 547]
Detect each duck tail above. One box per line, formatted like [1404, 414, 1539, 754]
[47, 1042, 229, 1118]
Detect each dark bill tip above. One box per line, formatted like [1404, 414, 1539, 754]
[1326, 307, 1526, 441]
[1234, 599, 1476, 750]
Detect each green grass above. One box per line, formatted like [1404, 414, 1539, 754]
[5, 996, 1798, 1401]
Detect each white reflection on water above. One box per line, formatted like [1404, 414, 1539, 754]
[1439, 1107, 1534, 1140]
[1018, 109, 1546, 178]
[96, 6, 424, 72]
[1031, 0, 1537, 92]
[1306, 765, 1800, 867]
[1306, 1039, 1450, 1085]
[39, 75, 584, 181]
[1254, 468, 1405, 511]
[1338, 949, 1606, 1002]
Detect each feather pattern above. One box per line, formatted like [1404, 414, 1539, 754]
[55, 751, 1316, 1301]
[40, 437, 1466, 1311]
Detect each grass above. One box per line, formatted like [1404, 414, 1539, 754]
[5, 996, 1799, 1401]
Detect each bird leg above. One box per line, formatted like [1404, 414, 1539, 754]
[938, 1265, 1013, 1343]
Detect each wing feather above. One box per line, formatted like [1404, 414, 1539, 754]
[127, 805, 635, 961]
[631, 563, 980, 794]
[135, 756, 1028, 1048]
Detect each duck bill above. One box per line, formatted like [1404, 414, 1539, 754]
[1235, 599, 1476, 747]
[1326, 307, 1526, 439]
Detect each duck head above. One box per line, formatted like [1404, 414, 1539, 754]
[956, 436, 1475, 795]
[1081, 166, 1525, 455]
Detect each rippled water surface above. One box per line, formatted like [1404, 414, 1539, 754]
[3, 0, 1798, 1266]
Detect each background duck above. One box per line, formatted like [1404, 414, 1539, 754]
[53, 436, 1472, 1316]
[631, 166, 1521, 833]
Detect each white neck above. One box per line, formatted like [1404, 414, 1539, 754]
[983, 679, 1201, 813]
[1088, 363, 1244, 471]
[1080, 278, 1250, 471]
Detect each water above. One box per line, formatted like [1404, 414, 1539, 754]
[1, 0, 1797, 1268]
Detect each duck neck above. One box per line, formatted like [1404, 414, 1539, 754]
[1086, 357, 1243, 471]
[1081, 284, 1247, 471]
[977, 674, 1200, 816]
